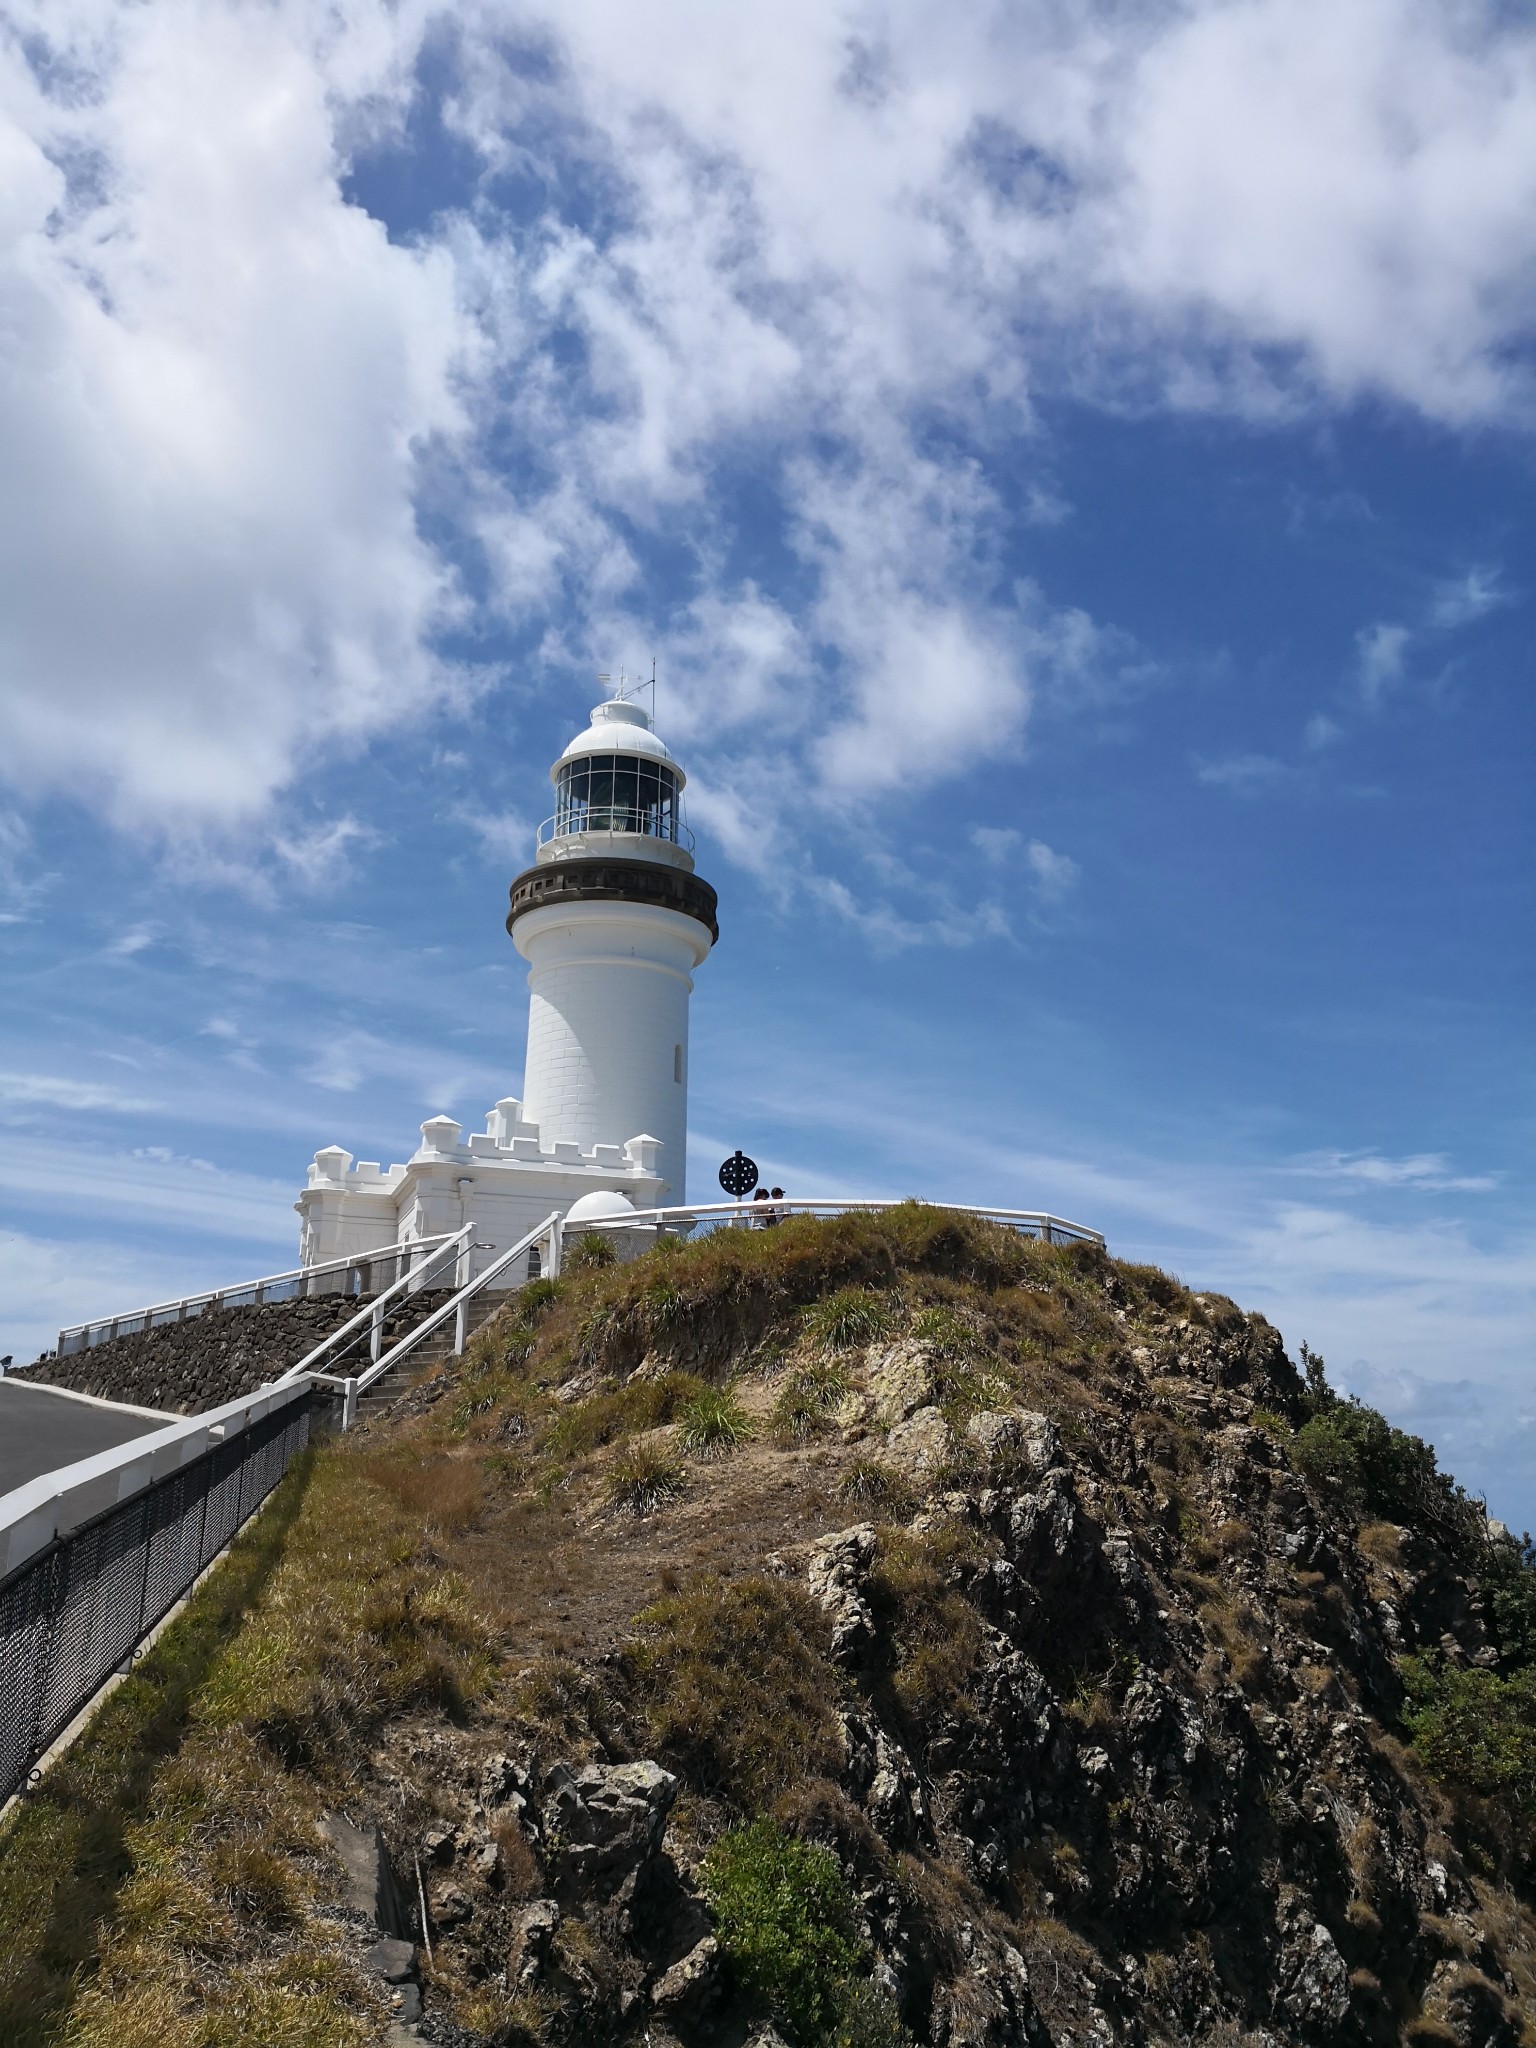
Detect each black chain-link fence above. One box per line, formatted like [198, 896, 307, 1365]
[0, 1389, 313, 1805]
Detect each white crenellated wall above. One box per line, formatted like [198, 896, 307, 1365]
[295, 1105, 668, 1279]
[514, 900, 711, 1201]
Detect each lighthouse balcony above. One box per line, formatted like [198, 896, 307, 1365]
[535, 814, 696, 871]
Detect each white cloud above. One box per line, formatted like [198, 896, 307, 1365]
[1304, 713, 1342, 751]
[0, 1070, 157, 1112]
[1355, 621, 1411, 702]
[1194, 752, 1286, 791]
[1025, 840, 1079, 900]
[457, 805, 537, 864]
[1430, 564, 1510, 629]
[1292, 1149, 1498, 1193]
[0, 2, 469, 839]
[0, 1132, 294, 1239]
[271, 818, 376, 891]
[971, 826, 1022, 865]
[4, 0, 1536, 855]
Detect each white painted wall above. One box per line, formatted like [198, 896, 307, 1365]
[514, 900, 711, 1201]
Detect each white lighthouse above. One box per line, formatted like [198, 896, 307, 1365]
[295, 689, 717, 1278]
[510, 695, 717, 1197]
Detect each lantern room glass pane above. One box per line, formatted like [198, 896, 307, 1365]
[556, 754, 680, 840]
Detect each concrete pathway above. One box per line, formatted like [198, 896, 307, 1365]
[0, 1379, 170, 1494]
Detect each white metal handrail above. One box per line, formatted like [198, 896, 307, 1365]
[536, 812, 696, 853]
[273, 1226, 478, 1390]
[560, 1197, 1104, 1249]
[316, 1213, 560, 1428]
[55, 1235, 457, 1356]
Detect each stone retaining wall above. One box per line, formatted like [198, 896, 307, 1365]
[14, 1292, 452, 1416]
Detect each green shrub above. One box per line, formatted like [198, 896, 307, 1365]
[544, 1372, 704, 1463]
[516, 1276, 565, 1319]
[1294, 1400, 1482, 1558]
[806, 1289, 895, 1353]
[1483, 1532, 1536, 1672]
[1401, 1657, 1536, 1819]
[701, 1820, 866, 2044]
[830, 1975, 910, 2048]
[676, 1386, 754, 1459]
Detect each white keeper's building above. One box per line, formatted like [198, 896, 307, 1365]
[295, 692, 719, 1281]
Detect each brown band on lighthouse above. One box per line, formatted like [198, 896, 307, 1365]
[507, 860, 719, 945]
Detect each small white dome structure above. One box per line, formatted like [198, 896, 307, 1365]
[566, 1188, 639, 1224]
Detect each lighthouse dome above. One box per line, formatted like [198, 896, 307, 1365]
[552, 699, 684, 785]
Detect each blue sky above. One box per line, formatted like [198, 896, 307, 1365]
[0, 1, 1532, 1526]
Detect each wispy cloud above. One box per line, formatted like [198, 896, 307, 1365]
[1194, 753, 1285, 792]
[1355, 622, 1411, 704]
[456, 805, 536, 864]
[272, 818, 377, 891]
[1290, 1150, 1498, 1194]
[1431, 565, 1510, 630]
[971, 826, 1022, 865]
[1025, 840, 1079, 901]
[0, 1071, 158, 1113]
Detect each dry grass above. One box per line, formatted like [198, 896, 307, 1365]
[868, 1523, 989, 1732]
[356, 1446, 486, 1534]
[624, 1576, 845, 1809]
[1357, 1519, 1407, 1567]
[0, 1455, 391, 2048]
[493, 1816, 542, 1901]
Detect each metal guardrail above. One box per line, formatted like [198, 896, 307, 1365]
[0, 1380, 314, 1806]
[560, 1197, 1105, 1249]
[55, 1236, 455, 1356]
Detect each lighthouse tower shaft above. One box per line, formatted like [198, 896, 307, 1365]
[507, 698, 718, 1204]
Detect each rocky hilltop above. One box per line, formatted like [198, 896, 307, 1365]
[3, 1208, 1533, 2048]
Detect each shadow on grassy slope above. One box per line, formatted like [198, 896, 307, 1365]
[0, 1455, 313, 2046]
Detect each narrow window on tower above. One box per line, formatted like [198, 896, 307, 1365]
[674, 1044, 683, 1083]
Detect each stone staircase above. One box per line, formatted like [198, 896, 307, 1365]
[353, 1292, 507, 1423]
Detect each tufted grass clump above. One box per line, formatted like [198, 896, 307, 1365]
[604, 1444, 686, 1517]
[565, 1230, 618, 1271]
[676, 1385, 754, 1459]
[840, 1458, 917, 1519]
[806, 1288, 896, 1354]
[910, 1304, 988, 1360]
[772, 1361, 850, 1444]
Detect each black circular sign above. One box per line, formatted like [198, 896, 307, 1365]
[718, 1150, 759, 1199]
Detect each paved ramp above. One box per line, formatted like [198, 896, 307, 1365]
[0, 1380, 169, 1494]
